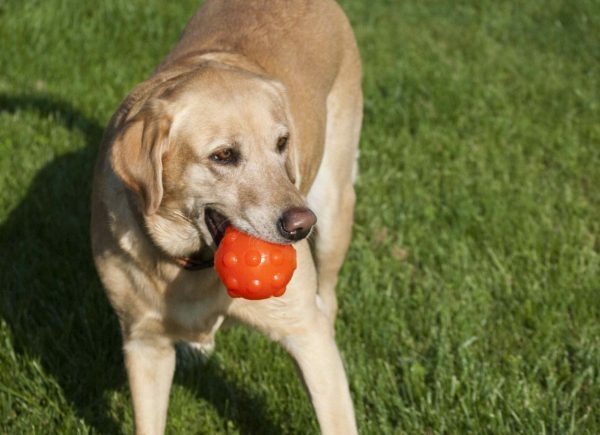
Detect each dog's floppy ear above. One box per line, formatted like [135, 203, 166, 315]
[111, 100, 172, 215]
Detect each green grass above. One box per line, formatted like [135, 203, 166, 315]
[1, 0, 598, 433]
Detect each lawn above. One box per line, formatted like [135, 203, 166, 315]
[0, 0, 598, 433]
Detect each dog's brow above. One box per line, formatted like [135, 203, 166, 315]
[273, 123, 289, 138]
[204, 138, 237, 154]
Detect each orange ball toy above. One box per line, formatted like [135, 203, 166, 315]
[214, 227, 297, 300]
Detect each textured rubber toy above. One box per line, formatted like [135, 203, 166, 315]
[214, 227, 297, 300]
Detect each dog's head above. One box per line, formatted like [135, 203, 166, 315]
[111, 65, 316, 259]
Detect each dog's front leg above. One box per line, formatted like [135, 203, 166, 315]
[229, 240, 358, 434]
[124, 337, 176, 435]
[231, 307, 358, 434]
[280, 314, 358, 435]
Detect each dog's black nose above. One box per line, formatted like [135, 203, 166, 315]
[278, 207, 317, 241]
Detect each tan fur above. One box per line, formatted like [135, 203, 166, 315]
[91, 1, 362, 433]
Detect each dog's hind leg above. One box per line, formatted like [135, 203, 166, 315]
[124, 334, 176, 435]
[308, 56, 363, 327]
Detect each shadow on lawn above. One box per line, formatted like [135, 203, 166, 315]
[0, 93, 283, 434]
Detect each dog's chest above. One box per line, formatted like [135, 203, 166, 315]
[161, 268, 231, 341]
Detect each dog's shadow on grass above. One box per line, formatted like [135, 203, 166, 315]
[0, 93, 284, 434]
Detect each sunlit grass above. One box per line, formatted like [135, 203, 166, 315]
[0, 0, 598, 433]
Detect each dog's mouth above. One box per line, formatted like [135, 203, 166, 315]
[204, 207, 230, 248]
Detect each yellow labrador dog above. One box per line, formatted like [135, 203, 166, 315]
[91, 0, 362, 433]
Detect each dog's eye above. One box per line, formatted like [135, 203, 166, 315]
[210, 148, 238, 164]
[276, 135, 289, 153]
